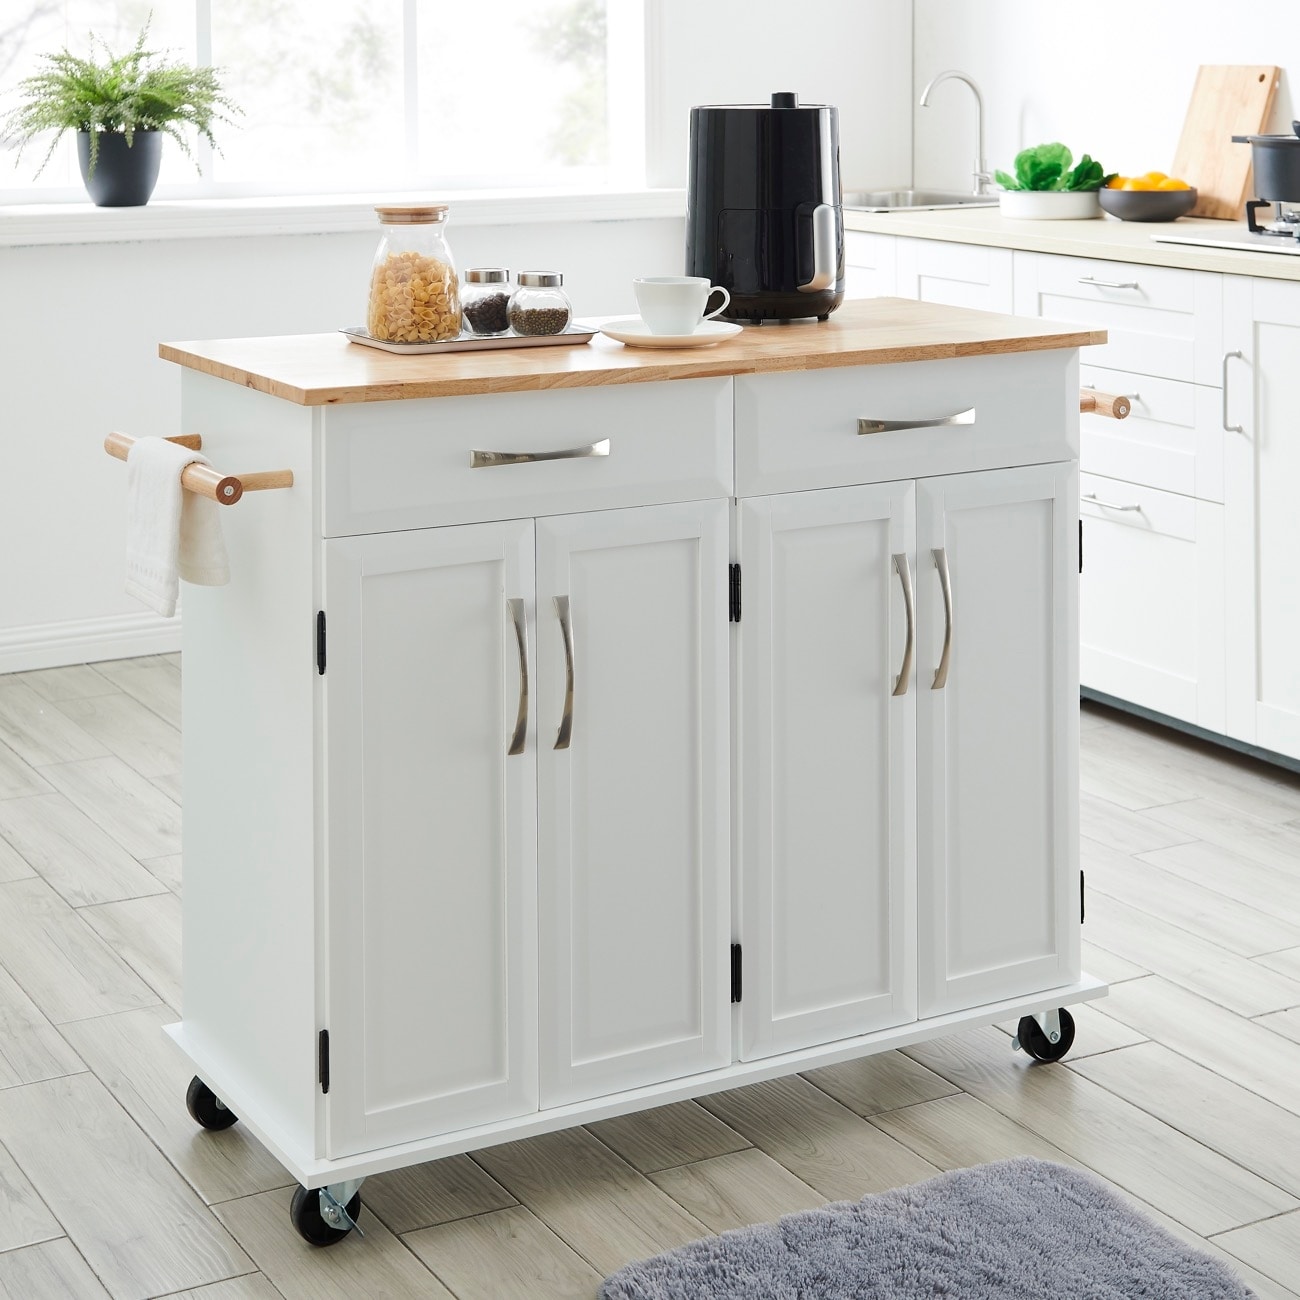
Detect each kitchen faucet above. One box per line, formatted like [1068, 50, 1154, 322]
[919, 70, 989, 195]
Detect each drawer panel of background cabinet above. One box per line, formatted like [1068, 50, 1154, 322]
[735, 350, 1075, 497]
[896, 238, 1013, 313]
[322, 377, 733, 536]
[1080, 363, 1223, 501]
[1014, 252, 1222, 384]
[1080, 472, 1225, 732]
[844, 231, 897, 298]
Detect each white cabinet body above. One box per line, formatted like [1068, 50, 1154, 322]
[166, 323, 1098, 1199]
[898, 239, 1013, 313]
[1225, 275, 1300, 761]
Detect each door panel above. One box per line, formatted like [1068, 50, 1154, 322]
[536, 501, 730, 1106]
[324, 520, 537, 1157]
[738, 483, 917, 1060]
[917, 465, 1078, 1016]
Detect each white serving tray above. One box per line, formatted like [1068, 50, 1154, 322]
[341, 323, 596, 355]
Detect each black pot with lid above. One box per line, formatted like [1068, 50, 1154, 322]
[1233, 122, 1300, 231]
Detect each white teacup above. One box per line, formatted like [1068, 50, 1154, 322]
[633, 276, 731, 335]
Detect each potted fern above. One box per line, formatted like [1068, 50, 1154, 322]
[2, 20, 238, 207]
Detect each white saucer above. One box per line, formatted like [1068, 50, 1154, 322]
[598, 317, 743, 348]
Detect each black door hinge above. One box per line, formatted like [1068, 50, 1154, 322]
[318, 1029, 330, 1093]
[316, 611, 327, 675]
[729, 564, 742, 623]
[730, 943, 743, 1003]
[1081, 869, 1086, 925]
[1079, 520, 1083, 574]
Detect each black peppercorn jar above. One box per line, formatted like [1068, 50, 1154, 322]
[461, 268, 514, 337]
[508, 271, 572, 336]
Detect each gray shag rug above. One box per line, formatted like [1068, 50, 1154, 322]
[600, 1157, 1254, 1299]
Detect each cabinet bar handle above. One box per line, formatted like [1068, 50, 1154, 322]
[1082, 492, 1142, 513]
[1222, 350, 1244, 434]
[470, 439, 610, 469]
[892, 553, 915, 697]
[858, 409, 974, 436]
[553, 595, 575, 750]
[1077, 275, 1139, 290]
[932, 547, 954, 691]
[506, 598, 528, 756]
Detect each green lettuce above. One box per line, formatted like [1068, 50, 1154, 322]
[995, 143, 1114, 193]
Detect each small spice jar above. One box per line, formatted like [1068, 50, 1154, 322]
[366, 204, 461, 343]
[508, 271, 573, 336]
[461, 268, 514, 337]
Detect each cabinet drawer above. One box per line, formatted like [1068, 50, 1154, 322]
[844, 231, 897, 298]
[1080, 473, 1224, 731]
[735, 351, 1075, 497]
[322, 378, 733, 536]
[1014, 252, 1222, 384]
[1080, 364, 1223, 501]
[896, 238, 1013, 313]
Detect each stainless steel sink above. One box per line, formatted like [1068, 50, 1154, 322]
[843, 189, 999, 212]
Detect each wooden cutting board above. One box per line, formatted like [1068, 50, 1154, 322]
[1172, 65, 1281, 219]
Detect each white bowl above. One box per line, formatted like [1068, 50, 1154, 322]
[998, 190, 1101, 220]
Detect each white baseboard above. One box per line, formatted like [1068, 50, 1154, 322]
[0, 611, 181, 673]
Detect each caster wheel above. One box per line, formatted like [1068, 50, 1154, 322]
[290, 1185, 361, 1246]
[185, 1076, 238, 1131]
[1016, 1008, 1076, 1063]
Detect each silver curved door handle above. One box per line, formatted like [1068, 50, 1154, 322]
[932, 547, 953, 690]
[553, 595, 575, 750]
[471, 439, 610, 469]
[506, 598, 528, 756]
[892, 553, 914, 697]
[859, 409, 974, 435]
[1222, 351, 1244, 434]
[798, 203, 837, 293]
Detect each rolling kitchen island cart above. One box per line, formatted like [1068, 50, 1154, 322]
[131, 299, 1111, 1244]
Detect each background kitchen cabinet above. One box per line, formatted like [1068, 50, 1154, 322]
[844, 231, 898, 299]
[1224, 275, 1300, 761]
[897, 239, 1013, 313]
[536, 501, 731, 1108]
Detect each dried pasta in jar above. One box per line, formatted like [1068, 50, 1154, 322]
[365, 204, 462, 343]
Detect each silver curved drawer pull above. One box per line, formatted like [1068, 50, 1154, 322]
[1222, 350, 1244, 434]
[553, 595, 575, 751]
[1077, 275, 1139, 290]
[892, 553, 914, 698]
[932, 547, 954, 691]
[1082, 492, 1142, 513]
[471, 439, 610, 469]
[506, 598, 528, 756]
[858, 409, 974, 436]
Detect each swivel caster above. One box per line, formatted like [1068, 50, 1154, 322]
[185, 1076, 238, 1131]
[290, 1183, 364, 1246]
[1013, 1008, 1076, 1063]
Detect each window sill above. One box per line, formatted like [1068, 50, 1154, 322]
[0, 187, 687, 248]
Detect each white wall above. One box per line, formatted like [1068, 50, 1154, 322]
[915, 1, 1297, 192]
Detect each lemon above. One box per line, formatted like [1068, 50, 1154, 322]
[1142, 171, 1169, 183]
[1156, 177, 1190, 191]
[1106, 175, 1127, 189]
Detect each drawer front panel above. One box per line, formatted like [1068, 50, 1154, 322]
[1080, 364, 1223, 501]
[1080, 473, 1224, 731]
[735, 351, 1076, 498]
[323, 378, 733, 535]
[1015, 252, 1222, 384]
[844, 231, 897, 299]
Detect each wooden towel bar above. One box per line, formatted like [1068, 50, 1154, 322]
[1079, 389, 1131, 419]
[104, 432, 293, 506]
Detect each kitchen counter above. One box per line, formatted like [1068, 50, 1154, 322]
[845, 207, 1300, 280]
[159, 297, 1102, 406]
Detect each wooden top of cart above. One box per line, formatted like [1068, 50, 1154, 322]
[159, 298, 1105, 408]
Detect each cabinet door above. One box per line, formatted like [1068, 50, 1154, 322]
[737, 483, 917, 1060]
[917, 465, 1078, 1017]
[536, 501, 730, 1107]
[844, 231, 897, 299]
[897, 239, 1013, 313]
[1225, 275, 1300, 759]
[323, 520, 537, 1158]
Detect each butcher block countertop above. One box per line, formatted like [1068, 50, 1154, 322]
[159, 297, 1104, 407]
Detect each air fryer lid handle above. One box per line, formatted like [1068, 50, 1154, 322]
[772, 91, 799, 108]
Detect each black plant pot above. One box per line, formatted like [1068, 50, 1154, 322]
[77, 130, 162, 207]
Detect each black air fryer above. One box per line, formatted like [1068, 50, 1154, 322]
[686, 91, 844, 323]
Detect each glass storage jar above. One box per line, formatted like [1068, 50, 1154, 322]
[461, 268, 514, 337]
[508, 271, 572, 336]
[366, 204, 461, 343]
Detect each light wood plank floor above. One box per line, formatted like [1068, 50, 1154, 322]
[1, 657, 1298, 1299]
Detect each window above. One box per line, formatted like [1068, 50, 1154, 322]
[0, 0, 645, 202]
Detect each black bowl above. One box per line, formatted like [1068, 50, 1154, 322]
[1098, 187, 1198, 222]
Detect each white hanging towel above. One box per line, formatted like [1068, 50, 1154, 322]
[124, 437, 230, 618]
